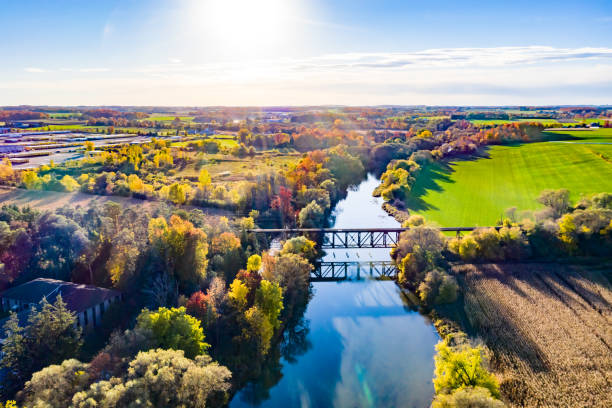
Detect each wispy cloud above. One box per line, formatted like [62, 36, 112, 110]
[295, 46, 612, 71]
[24, 67, 46, 73]
[7, 46, 612, 105]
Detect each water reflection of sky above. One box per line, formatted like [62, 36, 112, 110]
[231, 174, 440, 408]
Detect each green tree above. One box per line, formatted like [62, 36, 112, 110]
[432, 386, 505, 408]
[418, 269, 458, 305]
[168, 182, 191, 205]
[136, 307, 209, 359]
[243, 306, 274, 356]
[255, 280, 283, 330]
[0, 296, 82, 398]
[433, 340, 500, 398]
[298, 200, 324, 228]
[280, 236, 317, 261]
[262, 253, 312, 310]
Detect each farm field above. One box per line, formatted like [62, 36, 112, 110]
[0, 187, 233, 216]
[543, 127, 612, 143]
[470, 118, 572, 126]
[452, 263, 612, 408]
[172, 136, 238, 149]
[176, 152, 300, 182]
[406, 129, 612, 226]
[141, 115, 195, 122]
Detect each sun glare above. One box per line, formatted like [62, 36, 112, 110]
[189, 0, 298, 56]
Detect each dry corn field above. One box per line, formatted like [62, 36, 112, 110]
[453, 263, 612, 408]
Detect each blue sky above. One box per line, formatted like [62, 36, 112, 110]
[1, 0, 611, 105]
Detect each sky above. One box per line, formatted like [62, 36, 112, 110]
[1, 0, 611, 106]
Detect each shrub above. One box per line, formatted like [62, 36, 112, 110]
[432, 386, 505, 408]
[433, 340, 500, 398]
[280, 236, 317, 261]
[418, 269, 458, 305]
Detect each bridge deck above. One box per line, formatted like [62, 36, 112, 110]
[248, 227, 501, 249]
[248, 227, 498, 233]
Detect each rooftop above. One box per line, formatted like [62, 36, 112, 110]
[1, 278, 120, 313]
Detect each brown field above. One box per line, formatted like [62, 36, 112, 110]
[0, 187, 233, 216]
[452, 263, 612, 408]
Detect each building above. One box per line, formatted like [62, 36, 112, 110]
[0, 145, 25, 154]
[0, 278, 121, 330]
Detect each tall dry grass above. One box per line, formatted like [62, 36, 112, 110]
[453, 263, 612, 407]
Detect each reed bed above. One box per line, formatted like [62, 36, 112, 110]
[453, 263, 612, 407]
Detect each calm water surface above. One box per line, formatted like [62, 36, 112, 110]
[231, 174, 439, 408]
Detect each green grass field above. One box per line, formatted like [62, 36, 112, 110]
[140, 115, 195, 122]
[172, 138, 238, 149]
[407, 129, 612, 226]
[470, 118, 571, 126]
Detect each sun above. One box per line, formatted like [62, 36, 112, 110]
[188, 0, 299, 56]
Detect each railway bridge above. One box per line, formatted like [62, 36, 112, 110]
[247, 227, 499, 249]
[248, 226, 500, 281]
[312, 261, 398, 281]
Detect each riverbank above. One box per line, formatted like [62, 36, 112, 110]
[381, 202, 410, 224]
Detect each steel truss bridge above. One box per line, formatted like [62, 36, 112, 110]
[248, 227, 499, 249]
[312, 261, 398, 281]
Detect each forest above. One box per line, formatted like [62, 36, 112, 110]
[0, 105, 610, 407]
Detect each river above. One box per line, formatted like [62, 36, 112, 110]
[231, 174, 440, 408]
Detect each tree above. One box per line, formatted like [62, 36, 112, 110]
[186, 291, 213, 321]
[262, 253, 311, 304]
[0, 296, 82, 398]
[84, 141, 95, 151]
[418, 269, 458, 305]
[243, 306, 274, 356]
[148, 215, 209, 291]
[537, 189, 570, 219]
[433, 340, 500, 398]
[210, 232, 243, 281]
[60, 175, 80, 192]
[168, 182, 191, 205]
[71, 349, 231, 408]
[198, 169, 212, 190]
[22, 359, 90, 408]
[280, 236, 317, 261]
[298, 200, 324, 228]
[228, 278, 249, 310]
[0, 157, 14, 182]
[432, 386, 505, 408]
[136, 307, 209, 359]
[31, 213, 89, 280]
[271, 186, 295, 226]
[246, 254, 261, 272]
[21, 170, 42, 190]
[255, 280, 283, 330]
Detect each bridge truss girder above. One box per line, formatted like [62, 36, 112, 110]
[323, 230, 401, 249]
[312, 261, 398, 281]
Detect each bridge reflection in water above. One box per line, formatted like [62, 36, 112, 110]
[312, 261, 398, 282]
